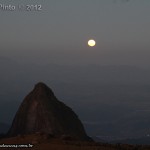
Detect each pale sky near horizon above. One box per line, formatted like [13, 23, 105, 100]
[0, 0, 150, 67]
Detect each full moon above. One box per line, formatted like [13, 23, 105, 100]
[88, 39, 96, 47]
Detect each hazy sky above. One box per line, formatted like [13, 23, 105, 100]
[1, 1, 150, 137]
[0, 0, 150, 66]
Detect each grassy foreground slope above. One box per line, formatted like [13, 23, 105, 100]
[1, 133, 150, 150]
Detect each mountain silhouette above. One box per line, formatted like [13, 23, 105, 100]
[7, 82, 91, 141]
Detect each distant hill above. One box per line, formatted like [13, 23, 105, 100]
[111, 136, 150, 145]
[0, 122, 10, 134]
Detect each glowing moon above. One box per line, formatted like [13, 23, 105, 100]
[88, 39, 96, 47]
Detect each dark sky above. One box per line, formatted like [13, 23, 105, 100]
[0, 0, 150, 67]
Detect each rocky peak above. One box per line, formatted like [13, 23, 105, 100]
[7, 82, 91, 141]
[31, 82, 54, 97]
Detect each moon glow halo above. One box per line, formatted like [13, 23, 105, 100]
[88, 39, 96, 47]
